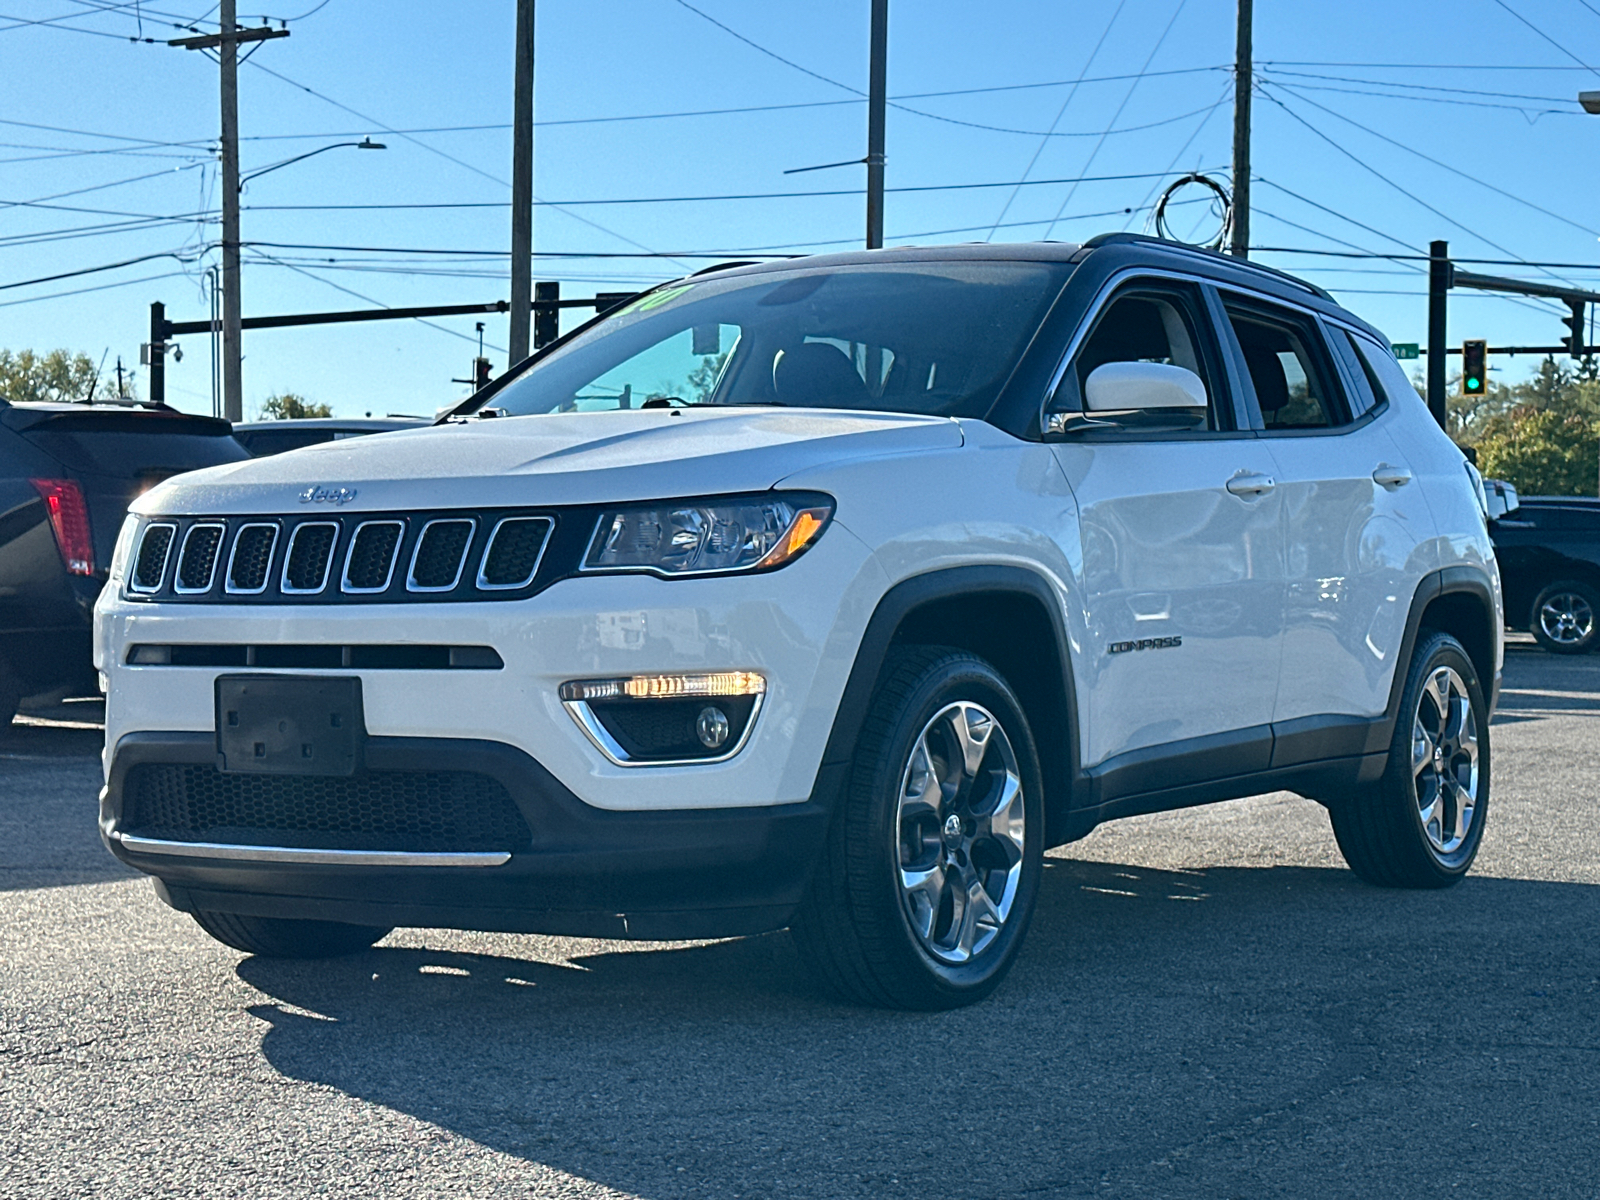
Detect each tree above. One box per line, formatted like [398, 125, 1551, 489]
[257, 392, 332, 420]
[1474, 405, 1597, 497]
[0, 348, 102, 404]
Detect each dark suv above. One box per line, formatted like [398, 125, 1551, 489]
[1489, 490, 1600, 653]
[0, 400, 247, 723]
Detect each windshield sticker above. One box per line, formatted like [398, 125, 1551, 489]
[619, 284, 695, 316]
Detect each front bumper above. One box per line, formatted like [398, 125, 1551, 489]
[103, 732, 839, 939]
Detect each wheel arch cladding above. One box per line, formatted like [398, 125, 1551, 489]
[1419, 576, 1497, 697]
[819, 566, 1079, 848]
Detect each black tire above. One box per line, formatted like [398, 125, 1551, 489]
[1329, 631, 1489, 888]
[791, 647, 1045, 1010]
[0, 655, 23, 734]
[1529, 579, 1600, 654]
[189, 910, 392, 958]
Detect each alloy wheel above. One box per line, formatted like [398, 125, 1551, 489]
[1538, 592, 1594, 647]
[1410, 665, 1480, 856]
[894, 702, 1027, 964]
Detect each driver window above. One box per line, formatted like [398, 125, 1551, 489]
[559, 323, 740, 411]
[1054, 287, 1226, 434]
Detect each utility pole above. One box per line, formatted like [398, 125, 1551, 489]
[1229, 0, 1252, 258]
[1428, 239, 1451, 430]
[170, 11, 288, 424]
[509, 0, 535, 364]
[865, 0, 888, 249]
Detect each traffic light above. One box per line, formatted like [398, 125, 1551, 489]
[1461, 339, 1487, 396]
[1563, 301, 1586, 359]
[474, 357, 492, 390]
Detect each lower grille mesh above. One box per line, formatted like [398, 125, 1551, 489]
[121, 764, 533, 853]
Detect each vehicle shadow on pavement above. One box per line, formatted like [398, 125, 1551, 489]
[237, 857, 1600, 1199]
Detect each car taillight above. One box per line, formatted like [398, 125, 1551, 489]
[30, 479, 95, 576]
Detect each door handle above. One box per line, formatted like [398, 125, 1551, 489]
[1225, 472, 1276, 498]
[1372, 463, 1413, 489]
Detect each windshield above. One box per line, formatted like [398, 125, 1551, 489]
[483, 261, 1072, 420]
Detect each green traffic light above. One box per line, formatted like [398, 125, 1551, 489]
[1467, 376, 1481, 389]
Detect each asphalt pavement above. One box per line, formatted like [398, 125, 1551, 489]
[2, 642, 1597, 1199]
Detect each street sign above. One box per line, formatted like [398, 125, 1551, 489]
[1392, 343, 1420, 360]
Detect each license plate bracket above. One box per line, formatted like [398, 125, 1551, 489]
[216, 675, 364, 776]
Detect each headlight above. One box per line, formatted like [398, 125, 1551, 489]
[582, 493, 833, 576]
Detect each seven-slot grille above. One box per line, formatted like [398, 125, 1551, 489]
[125, 510, 556, 604]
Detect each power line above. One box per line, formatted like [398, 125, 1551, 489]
[987, 0, 1128, 238]
[1268, 82, 1600, 238]
[1257, 67, 1576, 106]
[0, 269, 192, 310]
[1257, 77, 1572, 117]
[1044, 0, 1191, 238]
[0, 161, 206, 208]
[1488, 0, 1600, 79]
[0, 249, 203, 292]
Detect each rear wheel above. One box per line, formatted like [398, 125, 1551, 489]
[792, 647, 1043, 1010]
[0, 655, 23, 733]
[1329, 631, 1489, 888]
[189, 910, 392, 958]
[1530, 580, 1600, 654]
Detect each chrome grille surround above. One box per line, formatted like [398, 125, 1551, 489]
[280, 521, 340, 595]
[476, 516, 554, 590]
[341, 520, 405, 594]
[225, 523, 279, 594]
[173, 522, 226, 594]
[130, 522, 177, 593]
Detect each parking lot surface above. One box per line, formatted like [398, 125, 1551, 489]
[3, 642, 1597, 1199]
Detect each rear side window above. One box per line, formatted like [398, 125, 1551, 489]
[1225, 302, 1347, 430]
[1330, 329, 1386, 417]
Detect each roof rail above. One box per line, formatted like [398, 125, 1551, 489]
[1079, 232, 1332, 301]
[689, 260, 762, 277]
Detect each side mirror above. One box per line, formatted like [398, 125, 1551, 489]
[1084, 361, 1207, 412]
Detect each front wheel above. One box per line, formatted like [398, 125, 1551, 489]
[792, 647, 1044, 1010]
[190, 910, 392, 958]
[1328, 631, 1489, 888]
[1530, 580, 1600, 654]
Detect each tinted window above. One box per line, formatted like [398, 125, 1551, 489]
[1054, 286, 1228, 433]
[484, 262, 1073, 420]
[1226, 303, 1345, 430]
[1332, 329, 1386, 417]
[1351, 332, 1428, 415]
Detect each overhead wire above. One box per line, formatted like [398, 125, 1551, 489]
[986, 0, 1129, 238]
[1487, 0, 1600, 78]
[1043, 0, 1191, 238]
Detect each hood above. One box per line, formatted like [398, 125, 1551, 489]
[133, 407, 964, 515]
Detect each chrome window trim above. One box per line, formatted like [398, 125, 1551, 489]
[562, 692, 764, 768]
[112, 832, 509, 867]
[224, 522, 280, 595]
[172, 521, 226, 594]
[406, 517, 476, 593]
[1040, 266, 1342, 432]
[475, 515, 554, 590]
[340, 519, 406, 594]
[128, 521, 178, 594]
[279, 520, 340, 595]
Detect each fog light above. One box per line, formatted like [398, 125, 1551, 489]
[696, 705, 730, 749]
[560, 671, 764, 765]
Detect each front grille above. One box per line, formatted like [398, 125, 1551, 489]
[123, 507, 568, 604]
[227, 524, 277, 593]
[175, 524, 224, 592]
[121, 764, 533, 853]
[343, 521, 403, 592]
[409, 519, 474, 591]
[132, 523, 175, 592]
[282, 522, 338, 592]
[479, 517, 552, 588]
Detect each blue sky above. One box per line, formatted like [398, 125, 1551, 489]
[5, 0, 1600, 417]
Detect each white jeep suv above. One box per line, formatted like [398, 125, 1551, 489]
[95, 235, 1502, 1009]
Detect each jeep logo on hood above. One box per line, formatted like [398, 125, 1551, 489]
[299, 485, 358, 506]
